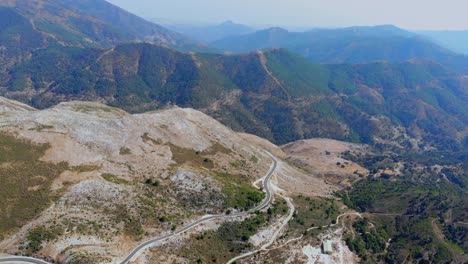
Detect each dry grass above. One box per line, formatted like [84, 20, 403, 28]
[0, 133, 69, 236]
[168, 143, 216, 169]
[101, 173, 130, 185]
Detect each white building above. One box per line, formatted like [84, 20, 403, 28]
[322, 240, 333, 254]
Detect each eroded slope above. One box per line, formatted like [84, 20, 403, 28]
[0, 98, 276, 262]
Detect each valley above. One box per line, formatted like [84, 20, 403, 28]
[0, 0, 466, 263]
[0, 96, 463, 263]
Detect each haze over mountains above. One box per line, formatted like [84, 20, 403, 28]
[157, 20, 256, 43]
[0, 0, 466, 263]
[419, 30, 468, 55]
[211, 25, 468, 71]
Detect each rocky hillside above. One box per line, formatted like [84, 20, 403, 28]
[0, 97, 334, 263]
[3, 44, 467, 153]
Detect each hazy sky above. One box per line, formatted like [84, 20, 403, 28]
[106, 0, 468, 30]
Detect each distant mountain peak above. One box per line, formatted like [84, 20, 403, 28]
[221, 20, 235, 25]
[374, 24, 402, 30]
[163, 19, 255, 43]
[267, 27, 288, 32]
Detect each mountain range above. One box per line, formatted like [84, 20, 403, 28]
[0, 0, 207, 104]
[419, 30, 468, 55]
[0, 0, 204, 49]
[0, 0, 467, 263]
[211, 25, 468, 72]
[0, 0, 466, 153]
[2, 43, 466, 153]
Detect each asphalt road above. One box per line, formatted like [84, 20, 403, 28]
[0, 257, 51, 264]
[0, 151, 277, 264]
[119, 150, 277, 264]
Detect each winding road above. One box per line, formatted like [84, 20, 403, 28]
[0, 150, 278, 264]
[119, 150, 277, 263]
[0, 257, 50, 264]
[226, 193, 295, 264]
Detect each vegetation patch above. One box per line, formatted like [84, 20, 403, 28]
[337, 148, 468, 263]
[344, 217, 387, 261]
[61, 218, 105, 237]
[29, 124, 54, 132]
[0, 133, 68, 236]
[132, 184, 188, 234]
[71, 164, 101, 172]
[168, 142, 230, 169]
[287, 196, 341, 237]
[101, 173, 130, 185]
[338, 179, 420, 213]
[213, 172, 265, 211]
[72, 104, 124, 114]
[144, 178, 161, 187]
[111, 206, 144, 240]
[250, 155, 259, 163]
[141, 133, 163, 145]
[340, 177, 467, 263]
[67, 252, 112, 264]
[23, 225, 63, 254]
[119, 147, 132, 155]
[174, 200, 287, 263]
[169, 143, 207, 166]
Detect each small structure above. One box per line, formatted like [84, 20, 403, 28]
[322, 240, 333, 254]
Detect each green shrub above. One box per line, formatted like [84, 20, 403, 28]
[26, 226, 63, 253]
